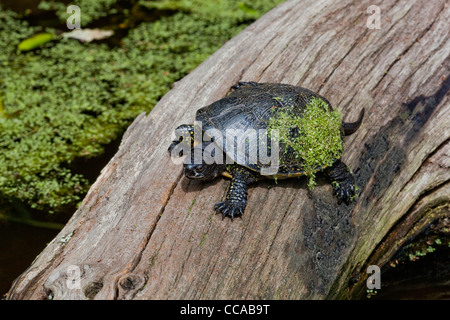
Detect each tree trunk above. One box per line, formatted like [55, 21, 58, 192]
[6, 0, 449, 300]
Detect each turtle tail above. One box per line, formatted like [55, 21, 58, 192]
[342, 108, 365, 136]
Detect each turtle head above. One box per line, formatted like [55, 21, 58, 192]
[179, 132, 227, 181]
[184, 162, 225, 181]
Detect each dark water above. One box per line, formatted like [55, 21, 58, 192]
[0, 135, 122, 296]
[0, 0, 130, 298]
[374, 245, 450, 300]
[0, 221, 60, 295]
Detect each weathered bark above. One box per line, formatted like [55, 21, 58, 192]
[6, 0, 450, 300]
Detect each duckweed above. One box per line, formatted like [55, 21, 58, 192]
[0, 0, 283, 215]
[268, 97, 343, 189]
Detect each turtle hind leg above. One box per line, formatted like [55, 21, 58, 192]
[325, 160, 358, 204]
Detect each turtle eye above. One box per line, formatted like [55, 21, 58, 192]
[195, 165, 206, 173]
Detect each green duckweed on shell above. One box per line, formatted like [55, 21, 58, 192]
[268, 97, 343, 189]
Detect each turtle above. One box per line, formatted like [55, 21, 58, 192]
[168, 82, 364, 219]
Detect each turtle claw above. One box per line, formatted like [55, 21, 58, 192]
[332, 179, 357, 205]
[214, 201, 245, 220]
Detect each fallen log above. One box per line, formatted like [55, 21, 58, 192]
[6, 0, 450, 300]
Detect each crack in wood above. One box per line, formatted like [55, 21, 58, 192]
[373, 4, 443, 91]
[113, 169, 184, 299]
[398, 137, 450, 198]
[346, 182, 450, 299]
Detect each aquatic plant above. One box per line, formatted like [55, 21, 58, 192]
[0, 0, 283, 215]
[268, 97, 343, 189]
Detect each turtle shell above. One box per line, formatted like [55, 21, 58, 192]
[195, 83, 342, 177]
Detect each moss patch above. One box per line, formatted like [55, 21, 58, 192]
[268, 97, 343, 189]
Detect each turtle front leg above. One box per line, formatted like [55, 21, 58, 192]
[168, 124, 195, 156]
[214, 165, 257, 220]
[325, 159, 358, 204]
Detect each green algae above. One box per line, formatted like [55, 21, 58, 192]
[268, 97, 343, 189]
[0, 0, 283, 215]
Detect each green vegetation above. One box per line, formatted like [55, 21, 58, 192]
[389, 229, 449, 268]
[18, 32, 54, 51]
[366, 289, 378, 299]
[0, 0, 283, 218]
[268, 97, 343, 189]
[406, 237, 443, 262]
